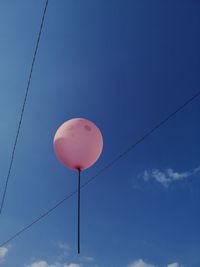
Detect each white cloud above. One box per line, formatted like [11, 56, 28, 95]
[27, 261, 80, 267]
[143, 170, 150, 181]
[0, 246, 9, 264]
[57, 242, 71, 260]
[26, 258, 184, 267]
[127, 259, 183, 267]
[128, 259, 156, 267]
[81, 256, 94, 262]
[0, 247, 8, 259]
[58, 242, 70, 251]
[27, 242, 83, 267]
[167, 263, 182, 267]
[141, 165, 200, 187]
[167, 168, 191, 180]
[27, 261, 49, 267]
[194, 166, 200, 173]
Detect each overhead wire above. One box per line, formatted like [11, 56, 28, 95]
[0, 0, 49, 215]
[0, 89, 200, 247]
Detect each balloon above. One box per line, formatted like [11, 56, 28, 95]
[54, 118, 103, 171]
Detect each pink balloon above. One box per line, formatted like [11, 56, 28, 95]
[54, 118, 103, 171]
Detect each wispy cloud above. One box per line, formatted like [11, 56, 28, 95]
[58, 242, 70, 251]
[0, 246, 9, 264]
[141, 165, 200, 187]
[26, 261, 80, 267]
[26, 242, 89, 267]
[27, 258, 182, 267]
[81, 256, 94, 263]
[127, 259, 183, 267]
[127, 259, 155, 267]
[167, 263, 183, 267]
[27, 261, 49, 267]
[57, 242, 71, 260]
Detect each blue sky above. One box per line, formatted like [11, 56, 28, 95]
[0, 0, 200, 267]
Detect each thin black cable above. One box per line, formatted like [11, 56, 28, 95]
[0, 90, 200, 247]
[0, 191, 76, 247]
[0, 0, 49, 215]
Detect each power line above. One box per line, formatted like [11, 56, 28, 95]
[0, 89, 200, 247]
[0, 0, 49, 215]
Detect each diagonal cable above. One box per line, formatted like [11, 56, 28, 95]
[0, 90, 199, 247]
[0, 0, 49, 215]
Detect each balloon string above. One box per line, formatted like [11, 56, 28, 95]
[78, 169, 81, 254]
